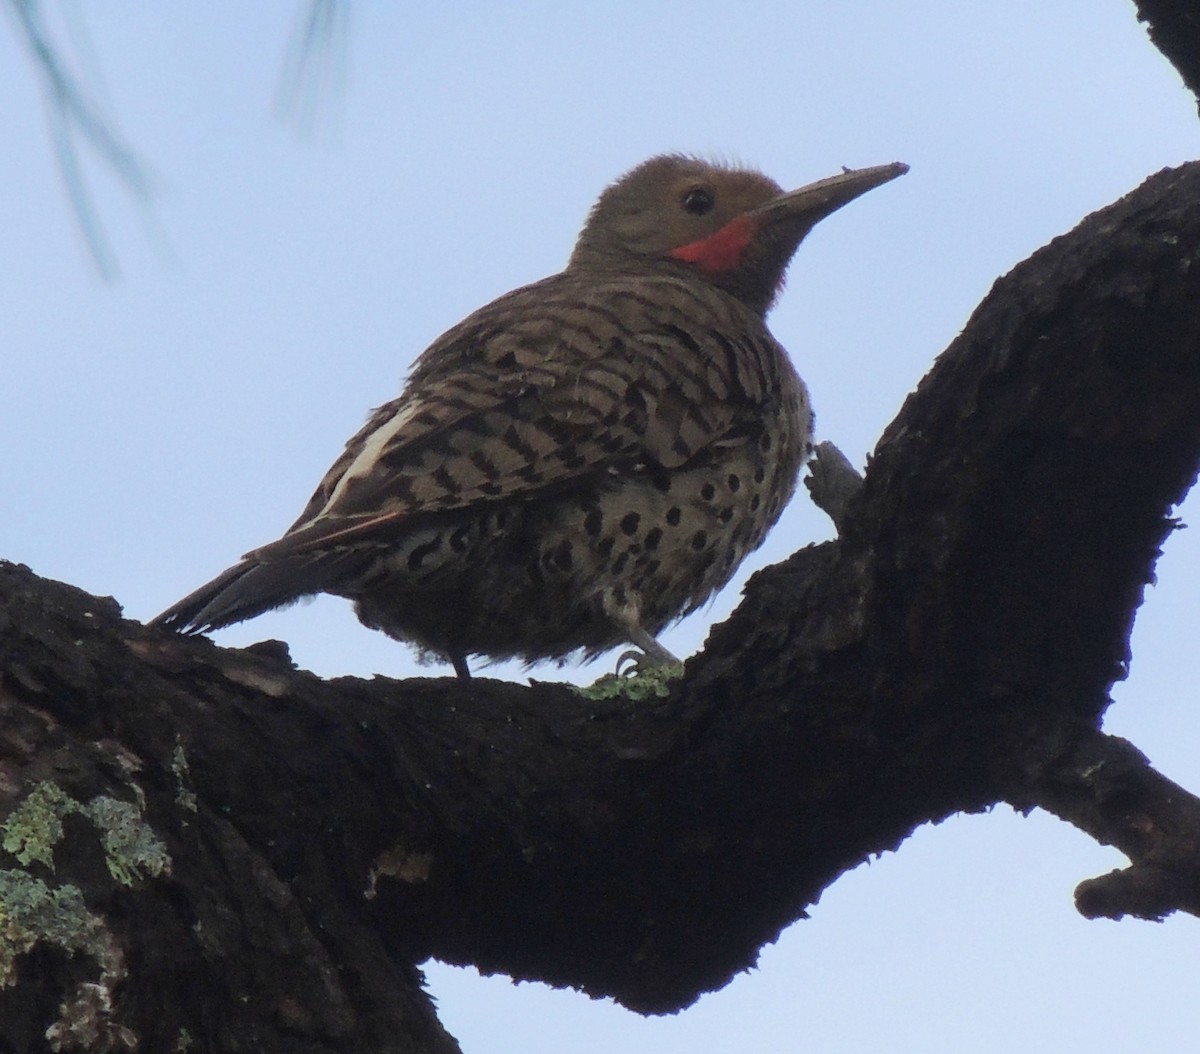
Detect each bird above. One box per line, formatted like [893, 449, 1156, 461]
[151, 155, 907, 678]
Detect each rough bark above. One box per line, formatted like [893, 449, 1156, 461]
[3, 160, 1200, 1052]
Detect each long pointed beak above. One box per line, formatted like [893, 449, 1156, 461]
[753, 162, 909, 228]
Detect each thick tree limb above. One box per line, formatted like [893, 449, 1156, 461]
[3, 163, 1200, 1051]
[1012, 731, 1200, 921]
[1134, 0, 1200, 105]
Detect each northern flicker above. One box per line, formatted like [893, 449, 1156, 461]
[152, 155, 906, 677]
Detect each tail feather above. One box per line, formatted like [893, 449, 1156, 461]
[150, 549, 369, 634]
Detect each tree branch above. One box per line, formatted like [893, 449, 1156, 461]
[1009, 729, 1200, 920]
[1134, 0, 1200, 106]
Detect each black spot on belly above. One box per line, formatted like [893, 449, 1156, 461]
[408, 536, 443, 571]
[700, 482, 716, 501]
[644, 527, 663, 550]
[584, 509, 604, 536]
[666, 507, 682, 527]
[620, 511, 640, 536]
[691, 530, 708, 551]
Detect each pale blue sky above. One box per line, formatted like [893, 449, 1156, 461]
[4, 2, 1200, 1051]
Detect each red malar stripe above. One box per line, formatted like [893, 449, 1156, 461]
[669, 215, 755, 273]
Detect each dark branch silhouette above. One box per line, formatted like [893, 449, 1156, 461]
[1134, 0, 1200, 106]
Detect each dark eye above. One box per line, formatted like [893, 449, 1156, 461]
[681, 187, 715, 215]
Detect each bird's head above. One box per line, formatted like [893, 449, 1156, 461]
[568, 155, 907, 315]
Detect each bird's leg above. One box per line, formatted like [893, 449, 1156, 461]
[601, 589, 679, 675]
[450, 652, 472, 679]
[574, 595, 684, 699]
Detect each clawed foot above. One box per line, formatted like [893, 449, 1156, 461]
[578, 635, 684, 701]
[614, 649, 646, 676]
[614, 633, 680, 677]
